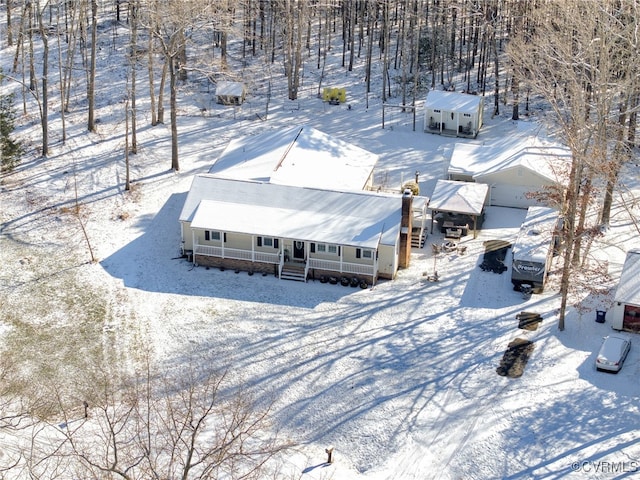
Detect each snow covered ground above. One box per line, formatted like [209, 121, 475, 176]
[2, 22, 640, 480]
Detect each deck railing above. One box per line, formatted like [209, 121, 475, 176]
[308, 258, 375, 277]
[195, 244, 377, 278]
[194, 244, 280, 264]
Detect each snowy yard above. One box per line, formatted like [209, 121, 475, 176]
[2, 31, 640, 479]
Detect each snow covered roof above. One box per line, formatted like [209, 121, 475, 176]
[614, 250, 640, 305]
[476, 146, 570, 181]
[425, 90, 482, 114]
[215, 81, 245, 97]
[512, 206, 560, 263]
[180, 175, 404, 248]
[428, 179, 488, 215]
[208, 125, 378, 191]
[449, 138, 571, 182]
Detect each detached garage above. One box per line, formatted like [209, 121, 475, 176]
[448, 141, 570, 209]
[476, 146, 569, 208]
[611, 250, 640, 333]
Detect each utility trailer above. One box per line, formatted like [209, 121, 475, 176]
[511, 206, 561, 294]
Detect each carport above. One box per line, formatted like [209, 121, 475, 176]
[429, 179, 489, 239]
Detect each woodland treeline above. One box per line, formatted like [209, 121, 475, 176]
[1, 1, 640, 476]
[2, 0, 640, 330]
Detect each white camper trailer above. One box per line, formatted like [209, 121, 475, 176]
[511, 206, 561, 294]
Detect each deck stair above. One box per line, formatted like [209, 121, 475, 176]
[412, 227, 427, 248]
[280, 262, 307, 282]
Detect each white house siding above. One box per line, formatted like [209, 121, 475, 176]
[488, 184, 546, 209]
[612, 251, 640, 332]
[423, 91, 483, 138]
[377, 243, 399, 279]
[477, 168, 556, 209]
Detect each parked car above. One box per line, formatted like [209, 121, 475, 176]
[596, 334, 631, 373]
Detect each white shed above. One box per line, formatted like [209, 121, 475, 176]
[423, 90, 484, 138]
[215, 81, 246, 105]
[611, 250, 640, 333]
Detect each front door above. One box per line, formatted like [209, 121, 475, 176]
[293, 241, 305, 261]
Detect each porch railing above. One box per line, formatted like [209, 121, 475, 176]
[194, 244, 280, 264]
[308, 258, 375, 277]
[195, 244, 377, 279]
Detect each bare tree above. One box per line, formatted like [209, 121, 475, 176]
[87, 0, 97, 132]
[508, 0, 640, 330]
[144, 0, 216, 171]
[282, 0, 307, 100]
[56, 359, 291, 479]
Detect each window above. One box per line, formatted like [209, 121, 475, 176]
[315, 243, 339, 255]
[204, 230, 221, 241]
[356, 248, 374, 259]
[257, 236, 279, 248]
[433, 109, 441, 113]
[463, 113, 471, 117]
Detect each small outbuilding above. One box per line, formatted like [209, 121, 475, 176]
[423, 90, 484, 138]
[611, 250, 640, 333]
[215, 81, 246, 105]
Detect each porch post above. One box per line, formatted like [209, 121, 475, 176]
[191, 230, 196, 264]
[251, 235, 255, 262]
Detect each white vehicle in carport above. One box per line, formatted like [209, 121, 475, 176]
[596, 334, 631, 373]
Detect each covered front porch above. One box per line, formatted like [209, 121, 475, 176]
[192, 236, 378, 284]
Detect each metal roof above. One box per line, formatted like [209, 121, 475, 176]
[449, 140, 571, 182]
[425, 90, 482, 114]
[180, 175, 406, 248]
[428, 179, 488, 216]
[208, 125, 378, 191]
[615, 250, 640, 305]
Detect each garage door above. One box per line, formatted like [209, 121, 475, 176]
[623, 305, 640, 332]
[489, 184, 543, 209]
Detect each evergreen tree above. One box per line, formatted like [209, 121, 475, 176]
[0, 70, 22, 172]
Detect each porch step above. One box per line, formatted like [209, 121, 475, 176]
[280, 263, 306, 282]
[412, 230, 427, 248]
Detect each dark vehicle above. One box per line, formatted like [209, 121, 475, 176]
[480, 240, 511, 274]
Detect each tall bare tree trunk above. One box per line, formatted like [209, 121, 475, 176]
[37, 5, 49, 156]
[169, 55, 179, 171]
[129, 0, 138, 153]
[87, 0, 97, 132]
